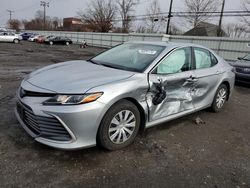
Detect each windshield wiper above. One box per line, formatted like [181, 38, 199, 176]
[87, 59, 100, 65]
[98, 63, 119, 69]
[87, 59, 118, 69]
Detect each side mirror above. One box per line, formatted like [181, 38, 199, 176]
[152, 79, 166, 105]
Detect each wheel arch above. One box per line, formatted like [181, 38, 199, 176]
[123, 97, 147, 131]
[221, 80, 230, 100]
[96, 97, 147, 142]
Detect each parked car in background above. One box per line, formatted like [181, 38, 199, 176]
[36, 35, 54, 43]
[15, 41, 235, 150]
[28, 34, 40, 42]
[20, 32, 33, 40]
[44, 36, 72, 45]
[0, 32, 21, 43]
[230, 54, 250, 84]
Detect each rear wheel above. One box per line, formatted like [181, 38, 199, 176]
[49, 41, 53, 45]
[211, 84, 228, 112]
[66, 41, 69, 46]
[98, 100, 140, 150]
[13, 39, 19, 44]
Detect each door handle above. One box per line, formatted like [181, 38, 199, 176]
[186, 76, 198, 82]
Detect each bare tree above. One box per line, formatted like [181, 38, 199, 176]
[117, 0, 138, 33]
[52, 17, 59, 30]
[136, 25, 147, 33]
[77, 0, 116, 32]
[22, 10, 49, 30]
[35, 10, 44, 19]
[224, 23, 248, 38]
[169, 24, 183, 35]
[7, 19, 21, 31]
[145, 0, 162, 33]
[184, 0, 218, 27]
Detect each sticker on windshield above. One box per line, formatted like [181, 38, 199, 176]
[138, 49, 157, 55]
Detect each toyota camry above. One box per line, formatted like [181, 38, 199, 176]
[15, 41, 235, 150]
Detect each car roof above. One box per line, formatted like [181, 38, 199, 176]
[125, 41, 208, 50]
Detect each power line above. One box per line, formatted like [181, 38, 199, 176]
[113, 10, 250, 20]
[127, 10, 250, 19]
[112, 13, 250, 22]
[137, 0, 151, 4]
[14, 3, 38, 12]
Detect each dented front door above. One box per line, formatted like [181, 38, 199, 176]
[147, 72, 196, 121]
[146, 47, 196, 122]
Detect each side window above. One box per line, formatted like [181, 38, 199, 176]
[194, 48, 217, 69]
[155, 47, 192, 74]
[210, 52, 218, 66]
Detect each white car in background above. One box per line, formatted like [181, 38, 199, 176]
[28, 34, 40, 42]
[0, 32, 21, 43]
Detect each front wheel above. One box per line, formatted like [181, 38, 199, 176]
[13, 39, 19, 44]
[97, 100, 141, 150]
[211, 84, 228, 112]
[49, 41, 53, 45]
[65, 41, 69, 46]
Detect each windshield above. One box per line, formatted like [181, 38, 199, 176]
[243, 54, 250, 61]
[91, 43, 165, 72]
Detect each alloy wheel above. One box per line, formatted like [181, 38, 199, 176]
[216, 88, 227, 109]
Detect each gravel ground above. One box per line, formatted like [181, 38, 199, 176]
[0, 41, 250, 188]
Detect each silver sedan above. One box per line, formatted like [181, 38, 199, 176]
[15, 41, 235, 150]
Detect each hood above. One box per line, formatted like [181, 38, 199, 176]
[26, 60, 134, 93]
[231, 60, 250, 68]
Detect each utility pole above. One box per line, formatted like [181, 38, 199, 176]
[166, 0, 174, 34]
[6, 10, 14, 21]
[217, 0, 225, 37]
[40, 1, 49, 30]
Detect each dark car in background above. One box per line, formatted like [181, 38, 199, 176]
[20, 33, 34, 40]
[230, 54, 250, 84]
[44, 36, 72, 45]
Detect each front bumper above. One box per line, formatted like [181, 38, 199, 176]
[235, 72, 250, 83]
[15, 94, 109, 150]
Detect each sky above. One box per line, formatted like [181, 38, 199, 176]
[0, 0, 243, 31]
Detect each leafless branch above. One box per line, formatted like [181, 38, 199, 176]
[77, 0, 116, 32]
[184, 0, 218, 27]
[117, 0, 138, 33]
[145, 0, 161, 33]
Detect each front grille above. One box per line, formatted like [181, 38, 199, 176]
[19, 88, 56, 98]
[17, 101, 72, 142]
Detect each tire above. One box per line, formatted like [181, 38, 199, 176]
[66, 41, 69, 46]
[49, 41, 53, 45]
[97, 100, 141, 150]
[211, 84, 228, 112]
[13, 39, 19, 44]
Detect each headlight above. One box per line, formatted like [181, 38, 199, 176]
[43, 92, 103, 105]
